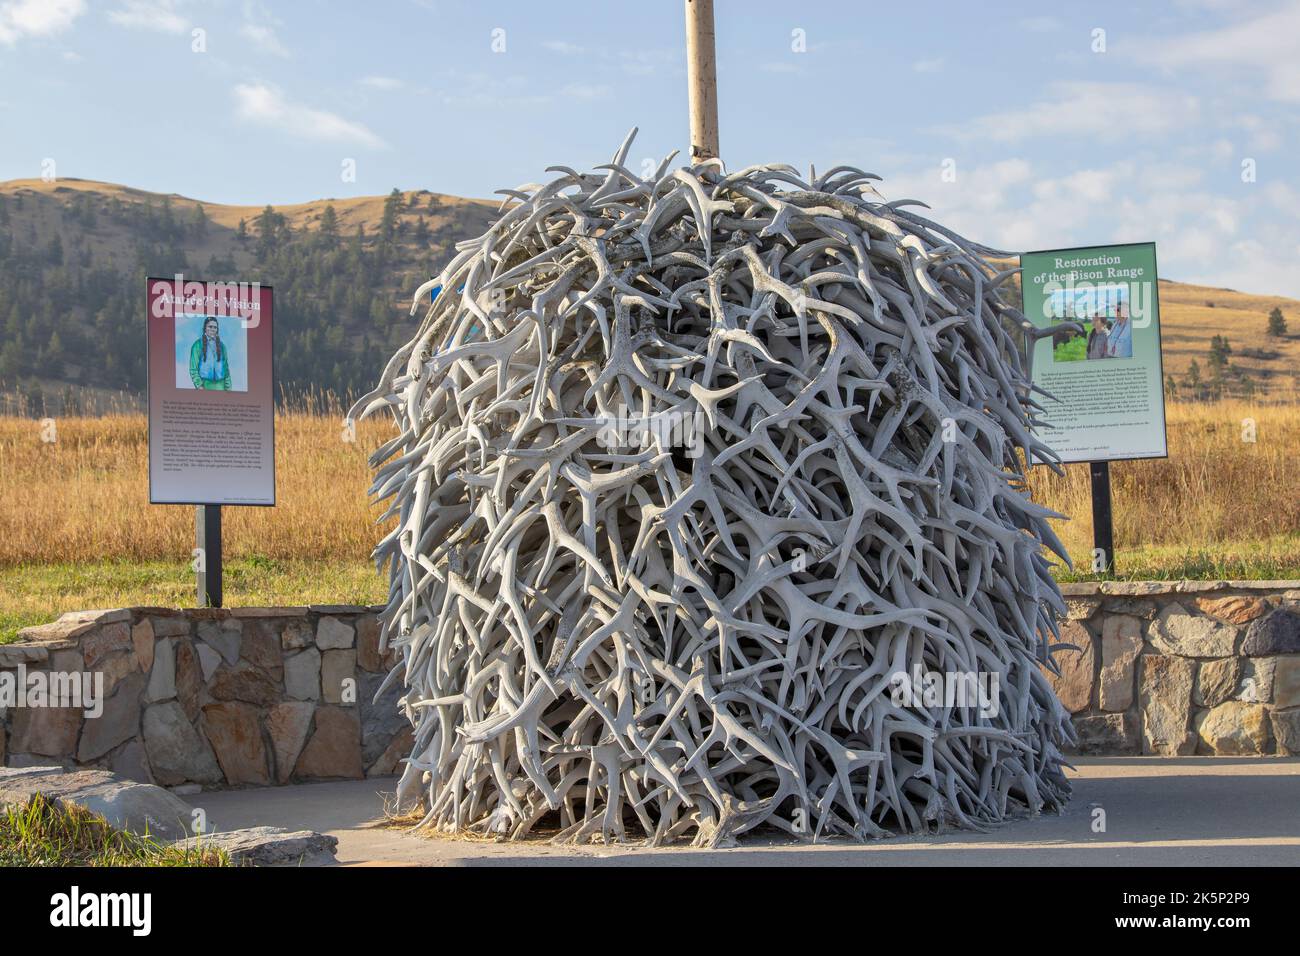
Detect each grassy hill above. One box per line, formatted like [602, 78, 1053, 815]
[0, 177, 499, 412]
[1, 177, 1297, 411]
[1156, 280, 1299, 398]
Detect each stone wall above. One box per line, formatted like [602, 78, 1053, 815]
[0, 607, 411, 792]
[3, 585, 1298, 787]
[1049, 582, 1300, 756]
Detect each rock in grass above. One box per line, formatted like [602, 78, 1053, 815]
[171, 826, 338, 867]
[0, 766, 192, 841]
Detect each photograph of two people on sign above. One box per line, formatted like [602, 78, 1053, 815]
[1051, 284, 1134, 363]
[174, 314, 249, 392]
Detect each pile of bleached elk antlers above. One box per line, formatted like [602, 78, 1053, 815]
[351, 130, 1078, 847]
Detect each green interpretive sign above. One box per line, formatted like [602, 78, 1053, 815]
[1020, 242, 1168, 464]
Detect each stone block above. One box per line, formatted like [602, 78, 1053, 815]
[131, 619, 155, 673]
[284, 647, 321, 701]
[9, 701, 82, 758]
[316, 616, 355, 650]
[239, 622, 285, 680]
[281, 619, 314, 650]
[1071, 712, 1139, 755]
[1139, 655, 1196, 755]
[202, 701, 271, 786]
[293, 706, 363, 780]
[1099, 616, 1141, 712]
[1274, 656, 1300, 710]
[175, 639, 204, 722]
[1272, 708, 1300, 755]
[82, 623, 132, 670]
[142, 701, 221, 786]
[196, 619, 242, 666]
[77, 672, 145, 762]
[209, 661, 280, 708]
[1242, 608, 1300, 655]
[360, 670, 407, 768]
[1043, 620, 1095, 713]
[148, 615, 192, 638]
[321, 649, 356, 705]
[144, 637, 176, 704]
[266, 701, 315, 784]
[1195, 595, 1270, 625]
[1150, 603, 1239, 657]
[1195, 658, 1240, 708]
[1194, 702, 1271, 755]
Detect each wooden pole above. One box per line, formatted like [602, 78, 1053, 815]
[684, 0, 719, 161]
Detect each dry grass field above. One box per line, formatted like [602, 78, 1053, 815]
[1028, 400, 1300, 579]
[2, 398, 1298, 641]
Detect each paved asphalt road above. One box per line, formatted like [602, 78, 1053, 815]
[188, 757, 1300, 866]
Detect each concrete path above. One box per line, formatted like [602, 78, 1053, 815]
[185, 757, 1300, 866]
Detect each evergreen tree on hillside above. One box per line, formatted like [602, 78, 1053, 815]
[318, 204, 340, 250]
[254, 205, 285, 261]
[380, 188, 401, 243]
[1208, 335, 1232, 370]
[1267, 307, 1288, 337]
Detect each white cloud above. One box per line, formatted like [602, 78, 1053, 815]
[107, 0, 185, 34]
[360, 75, 403, 90]
[241, 2, 287, 57]
[941, 82, 1201, 143]
[1149, 1, 1300, 102]
[233, 82, 385, 148]
[874, 150, 1300, 297]
[242, 22, 287, 56]
[0, 0, 85, 45]
[542, 40, 584, 55]
[912, 57, 944, 73]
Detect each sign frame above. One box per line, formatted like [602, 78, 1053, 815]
[1019, 241, 1169, 466]
[145, 276, 277, 507]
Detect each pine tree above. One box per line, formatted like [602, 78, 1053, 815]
[1267, 307, 1288, 337]
[381, 188, 401, 243]
[318, 204, 340, 250]
[255, 205, 281, 260]
[1208, 335, 1231, 370]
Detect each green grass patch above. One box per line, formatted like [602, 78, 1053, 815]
[1055, 534, 1300, 582]
[0, 794, 231, 867]
[0, 557, 386, 643]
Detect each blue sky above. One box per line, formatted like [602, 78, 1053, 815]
[1, 0, 1297, 295]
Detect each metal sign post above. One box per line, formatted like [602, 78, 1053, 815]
[1089, 461, 1115, 576]
[196, 504, 223, 607]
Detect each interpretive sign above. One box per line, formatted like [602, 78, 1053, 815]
[146, 276, 275, 505]
[1020, 242, 1167, 464]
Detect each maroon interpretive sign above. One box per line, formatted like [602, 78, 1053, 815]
[146, 276, 275, 506]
